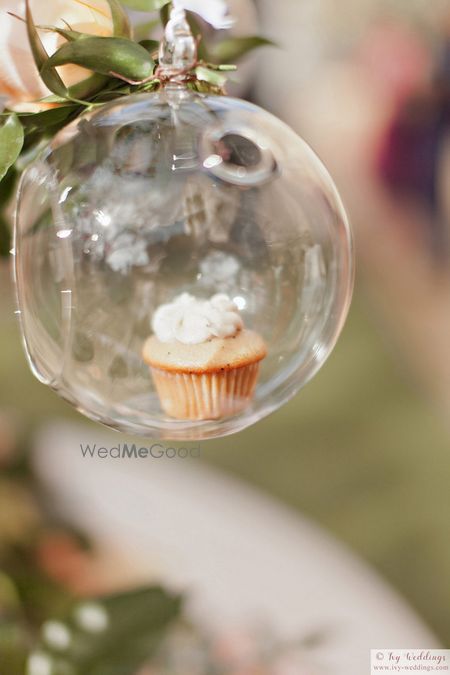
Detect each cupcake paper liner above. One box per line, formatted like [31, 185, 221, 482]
[150, 362, 261, 420]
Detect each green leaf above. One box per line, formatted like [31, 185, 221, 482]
[69, 73, 110, 101]
[139, 39, 160, 55]
[185, 12, 209, 61]
[195, 65, 227, 87]
[44, 37, 155, 83]
[36, 25, 86, 42]
[204, 62, 237, 72]
[120, 0, 170, 10]
[212, 36, 276, 63]
[0, 213, 11, 258]
[105, 0, 132, 38]
[39, 73, 110, 104]
[138, 79, 161, 92]
[41, 76, 125, 106]
[24, 0, 67, 97]
[29, 586, 182, 674]
[0, 115, 24, 183]
[0, 165, 17, 215]
[160, 2, 171, 27]
[18, 105, 79, 132]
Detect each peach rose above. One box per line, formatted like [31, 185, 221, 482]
[0, 0, 114, 111]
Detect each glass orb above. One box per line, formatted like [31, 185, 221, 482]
[14, 88, 354, 440]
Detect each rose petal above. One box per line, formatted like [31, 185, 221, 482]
[0, 0, 113, 108]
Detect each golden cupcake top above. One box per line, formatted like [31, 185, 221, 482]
[143, 329, 267, 373]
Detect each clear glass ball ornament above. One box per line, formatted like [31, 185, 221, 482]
[14, 83, 354, 440]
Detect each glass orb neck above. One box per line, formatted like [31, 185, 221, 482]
[159, 8, 197, 83]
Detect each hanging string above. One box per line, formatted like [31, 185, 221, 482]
[156, 7, 199, 85]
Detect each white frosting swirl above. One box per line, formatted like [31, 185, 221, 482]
[152, 293, 244, 344]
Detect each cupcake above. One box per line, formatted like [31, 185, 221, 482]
[143, 293, 267, 420]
